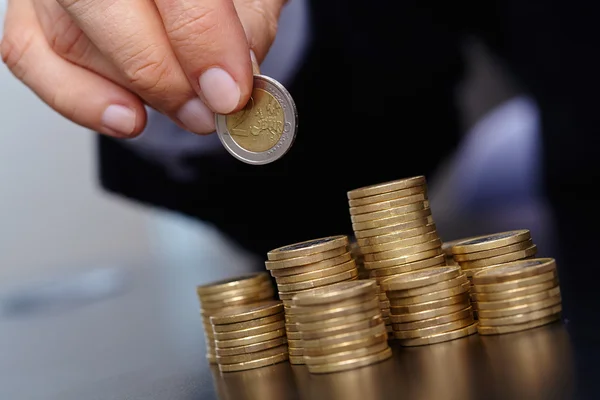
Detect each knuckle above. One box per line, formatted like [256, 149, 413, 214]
[47, 13, 90, 63]
[241, 0, 279, 43]
[1, 30, 36, 79]
[166, 6, 220, 42]
[121, 46, 173, 94]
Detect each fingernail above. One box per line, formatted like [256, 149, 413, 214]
[199, 68, 240, 114]
[177, 98, 215, 134]
[101, 105, 136, 136]
[250, 50, 260, 75]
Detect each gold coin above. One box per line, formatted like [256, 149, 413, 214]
[478, 304, 562, 326]
[453, 239, 533, 262]
[216, 344, 289, 365]
[446, 256, 459, 266]
[213, 320, 286, 340]
[364, 239, 442, 262]
[201, 290, 275, 310]
[198, 280, 273, 303]
[441, 239, 463, 255]
[301, 315, 384, 340]
[289, 355, 305, 364]
[398, 322, 478, 346]
[477, 286, 560, 310]
[303, 324, 387, 348]
[303, 332, 388, 357]
[353, 214, 432, 232]
[307, 347, 393, 374]
[347, 176, 427, 199]
[265, 246, 348, 270]
[215, 336, 288, 357]
[357, 224, 437, 246]
[287, 338, 302, 348]
[458, 246, 538, 269]
[477, 314, 561, 335]
[267, 235, 349, 261]
[288, 347, 303, 356]
[470, 278, 558, 302]
[274, 259, 357, 285]
[389, 302, 469, 323]
[209, 301, 283, 325]
[462, 264, 505, 279]
[390, 293, 470, 314]
[285, 323, 299, 332]
[291, 296, 380, 323]
[393, 316, 474, 339]
[477, 295, 561, 319]
[389, 282, 470, 306]
[224, 85, 285, 152]
[212, 313, 284, 333]
[472, 270, 557, 293]
[360, 231, 439, 254]
[450, 230, 531, 255]
[369, 254, 445, 278]
[385, 274, 468, 298]
[391, 307, 473, 330]
[348, 185, 427, 207]
[472, 258, 557, 285]
[292, 279, 377, 306]
[297, 306, 381, 332]
[304, 341, 389, 366]
[269, 252, 353, 277]
[350, 197, 428, 217]
[380, 266, 461, 291]
[277, 260, 358, 293]
[196, 272, 270, 297]
[218, 352, 289, 372]
[215, 329, 286, 349]
[286, 331, 303, 340]
[364, 248, 443, 270]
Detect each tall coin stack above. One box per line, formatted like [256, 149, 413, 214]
[471, 258, 562, 335]
[380, 266, 477, 346]
[292, 280, 392, 373]
[196, 272, 276, 363]
[448, 230, 537, 318]
[209, 301, 289, 372]
[265, 236, 359, 365]
[347, 176, 445, 335]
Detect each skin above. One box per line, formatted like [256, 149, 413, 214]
[0, 0, 286, 137]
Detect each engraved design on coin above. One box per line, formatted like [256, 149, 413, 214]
[216, 75, 298, 165]
[477, 260, 546, 276]
[277, 237, 338, 252]
[459, 232, 519, 246]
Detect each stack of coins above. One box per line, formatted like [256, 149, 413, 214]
[380, 266, 477, 346]
[209, 301, 289, 372]
[292, 280, 392, 373]
[195, 272, 276, 363]
[265, 236, 359, 364]
[347, 176, 445, 335]
[448, 230, 537, 317]
[349, 239, 369, 279]
[441, 240, 460, 266]
[471, 258, 562, 335]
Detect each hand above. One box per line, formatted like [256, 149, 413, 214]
[1, 0, 285, 137]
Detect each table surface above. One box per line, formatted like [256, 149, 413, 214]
[0, 261, 595, 400]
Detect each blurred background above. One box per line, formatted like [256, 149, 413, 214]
[0, 0, 557, 398]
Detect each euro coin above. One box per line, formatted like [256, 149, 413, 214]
[450, 230, 531, 254]
[286, 331, 302, 340]
[364, 239, 442, 262]
[472, 270, 557, 293]
[471, 258, 557, 285]
[216, 344, 289, 364]
[291, 296, 379, 323]
[347, 176, 426, 199]
[348, 186, 427, 207]
[292, 280, 377, 306]
[213, 314, 284, 333]
[301, 315, 384, 340]
[303, 332, 388, 357]
[276, 262, 357, 292]
[303, 341, 389, 366]
[218, 352, 289, 372]
[198, 280, 274, 302]
[477, 295, 561, 319]
[269, 252, 353, 277]
[275, 259, 357, 284]
[196, 272, 270, 296]
[458, 246, 537, 269]
[476, 286, 560, 310]
[288, 347, 303, 356]
[215, 336, 288, 357]
[214, 329, 286, 348]
[389, 293, 470, 314]
[357, 224, 437, 246]
[478, 304, 562, 326]
[398, 322, 478, 346]
[388, 282, 470, 306]
[297, 307, 381, 332]
[477, 314, 561, 335]
[289, 355, 305, 364]
[470, 278, 558, 302]
[364, 248, 443, 270]
[381, 266, 461, 291]
[200, 290, 275, 310]
[265, 246, 348, 270]
[453, 239, 533, 262]
[385, 274, 468, 298]
[352, 215, 432, 232]
[267, 236, 349, 261]
[307, 347, 393, 374]
[360, 231, 439, 254]
[393, 316, 474, 339]
[389, 303, 468, 323]
[369, 254, 445, 278]
[213, 320, 286, 340]
[209, 301, 283, 325]
[215, 75, 297, 165]
[392, 307, 473, 331]
[303, 324, 387, 348]
[350, 197, 428, 217]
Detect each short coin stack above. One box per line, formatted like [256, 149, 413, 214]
[347, 176, 445, 335]
[209, 301, 288, 372]
[471, 258, 562, 335]
[448, 230, 537, 317]
[196, 272, 276, 363]
[381, 266, 477, 346]
[292, 280, 392, 373]
[265, 236, 359, 364]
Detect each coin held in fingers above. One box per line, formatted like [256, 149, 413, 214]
[216, 75, 298, 165]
